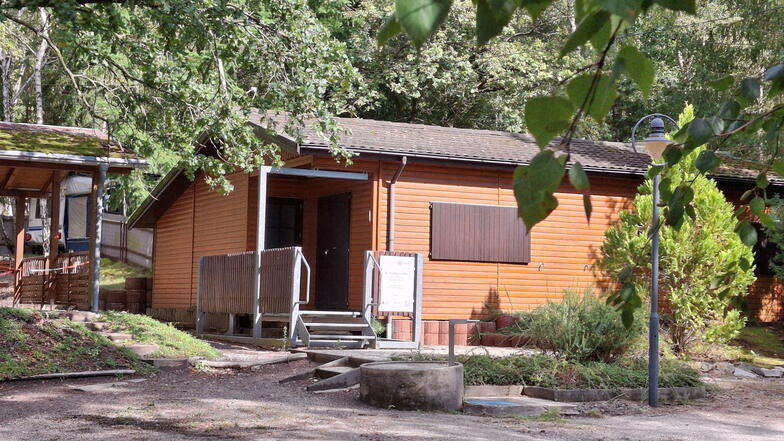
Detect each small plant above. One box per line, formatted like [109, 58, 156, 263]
[525, 290, 643, 362]
[371, 318, 386, 336]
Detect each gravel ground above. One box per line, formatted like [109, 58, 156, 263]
[1, 353, 783, 441]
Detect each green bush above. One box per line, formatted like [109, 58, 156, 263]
[524, 290, 643, 362]
[599, 106, 755, 353]
[397, 353, 703, 389]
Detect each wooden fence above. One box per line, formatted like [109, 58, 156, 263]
[15, 251, 90, 307]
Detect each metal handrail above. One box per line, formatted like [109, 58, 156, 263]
[294, 248, 311, 306]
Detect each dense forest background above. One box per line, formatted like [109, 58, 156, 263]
[0, 0, 782, 206]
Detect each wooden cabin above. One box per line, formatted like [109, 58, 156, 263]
[129, 111, 784, 346]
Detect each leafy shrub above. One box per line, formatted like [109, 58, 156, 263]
[599, 105, 755, 352]
[397, 353, 703, 389]
[524, 290, 643, 362]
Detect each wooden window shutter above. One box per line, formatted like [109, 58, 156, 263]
[430, 202, 531, 264]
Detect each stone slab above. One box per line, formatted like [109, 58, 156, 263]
[143, 358, 189, 369]
[126, 344, 160, 357]
[465, 385, 524, 397]
[315, 366, 356, 379]
[307, 367, 361, 392]
[463, 396, 577, 417]
[67, 379, 147, 393]
[101, 332, 133, 342]
[734, 367, 759, 378]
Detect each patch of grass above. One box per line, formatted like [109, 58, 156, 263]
[99, 258, 150, 290]
[690, 325, 784, 368]
[0, 307, 151, 380]
[395, 353, 703, 389]
[100, 312, 219, 359]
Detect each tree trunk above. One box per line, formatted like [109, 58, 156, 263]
[1, 51, 12, 122]
[34, 9, 50, 124]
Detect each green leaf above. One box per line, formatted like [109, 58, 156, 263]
[595, 0, 643, 21]
[718, 100, 740, 120]
[524, 96, 574, 147]
[617, 45, 654, 97]
[764, 64, 784, 82]
[707, 75, 734, 91]
[476, 0, 518, 46]
[739, 257, 751, 271]
[694, 150, 720, 173]
[687, 118, 713, 146]
[583, 194, 593, 222]
[757, 172, 769, 189]
[736, 220, 758, 247]
[653, 0, 696, 13]
[646, 165, 664, 179]
[395, 0, 454, 49]
[738, 77, 761, 103]
[621, 307, 634, 328]
[750, 196, 765, 216]
[566, 73, 618, 122]
[377, 15, 403, 46]
[517, 0, 555, 22]
[771, 160, 784, 177]
[618, 265, 634, 283]
[685, 203, 696, 220]
[513, 150, 566, 230]
[740, 189, 755, 202]
[569, 162, 590, 191]
[560, 10, 611, 56]
[662, 144, 681, 166]
[620, 282, 635, 301]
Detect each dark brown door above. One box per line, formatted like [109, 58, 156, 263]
[316, 192, 351, 310]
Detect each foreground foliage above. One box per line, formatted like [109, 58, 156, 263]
[0, 308, 148, 380]
[101, 312, 219, 359]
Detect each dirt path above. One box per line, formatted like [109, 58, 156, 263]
[0, 358, 782, 441]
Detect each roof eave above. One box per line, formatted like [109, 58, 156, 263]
[0, 149, 147, 168]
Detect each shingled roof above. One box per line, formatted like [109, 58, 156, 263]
[253, 110, 780, 185]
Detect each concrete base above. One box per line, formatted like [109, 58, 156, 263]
[463, 396, 577, 417]
[360, 361, 464, 412]
[465, 385, 524, 397]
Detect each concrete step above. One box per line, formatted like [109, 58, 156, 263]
[101, 332, 133, 342]
[299, 311, 362, 317]
[85, 322, 110, 332]
[305, 323, 369, 329]
[315, 366, 355, 379]
[67, 311, 99, 323]
[307, 334, 371, 340]
[125, 343, 159, 357]
[142, 358, 189, 369]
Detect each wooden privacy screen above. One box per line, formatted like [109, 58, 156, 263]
[198, 247, 300, 315]
[430, 202, 531, 264]
[259, 247, 299, 314]
[16, 252, 90, 307]
[199, 251, 255, 314]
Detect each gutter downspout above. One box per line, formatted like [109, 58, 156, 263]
[387, 156, 407, 251]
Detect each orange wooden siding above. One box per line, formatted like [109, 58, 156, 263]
[375, 161, 637, 320]
[150, 155, 783, 322]
[152, 173, 250, 309]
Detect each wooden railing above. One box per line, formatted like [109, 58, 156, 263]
[15, 251, 90, 307]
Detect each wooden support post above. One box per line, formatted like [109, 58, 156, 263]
[13, 196, 25, 305]
[88, 163, 108, 312]
[252, 166, 270, 338]
[46, 173, 62, 305]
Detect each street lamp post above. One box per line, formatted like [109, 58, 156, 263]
[631, 113, 678, 408]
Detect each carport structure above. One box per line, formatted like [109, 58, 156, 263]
[0, 122, 145, 310]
